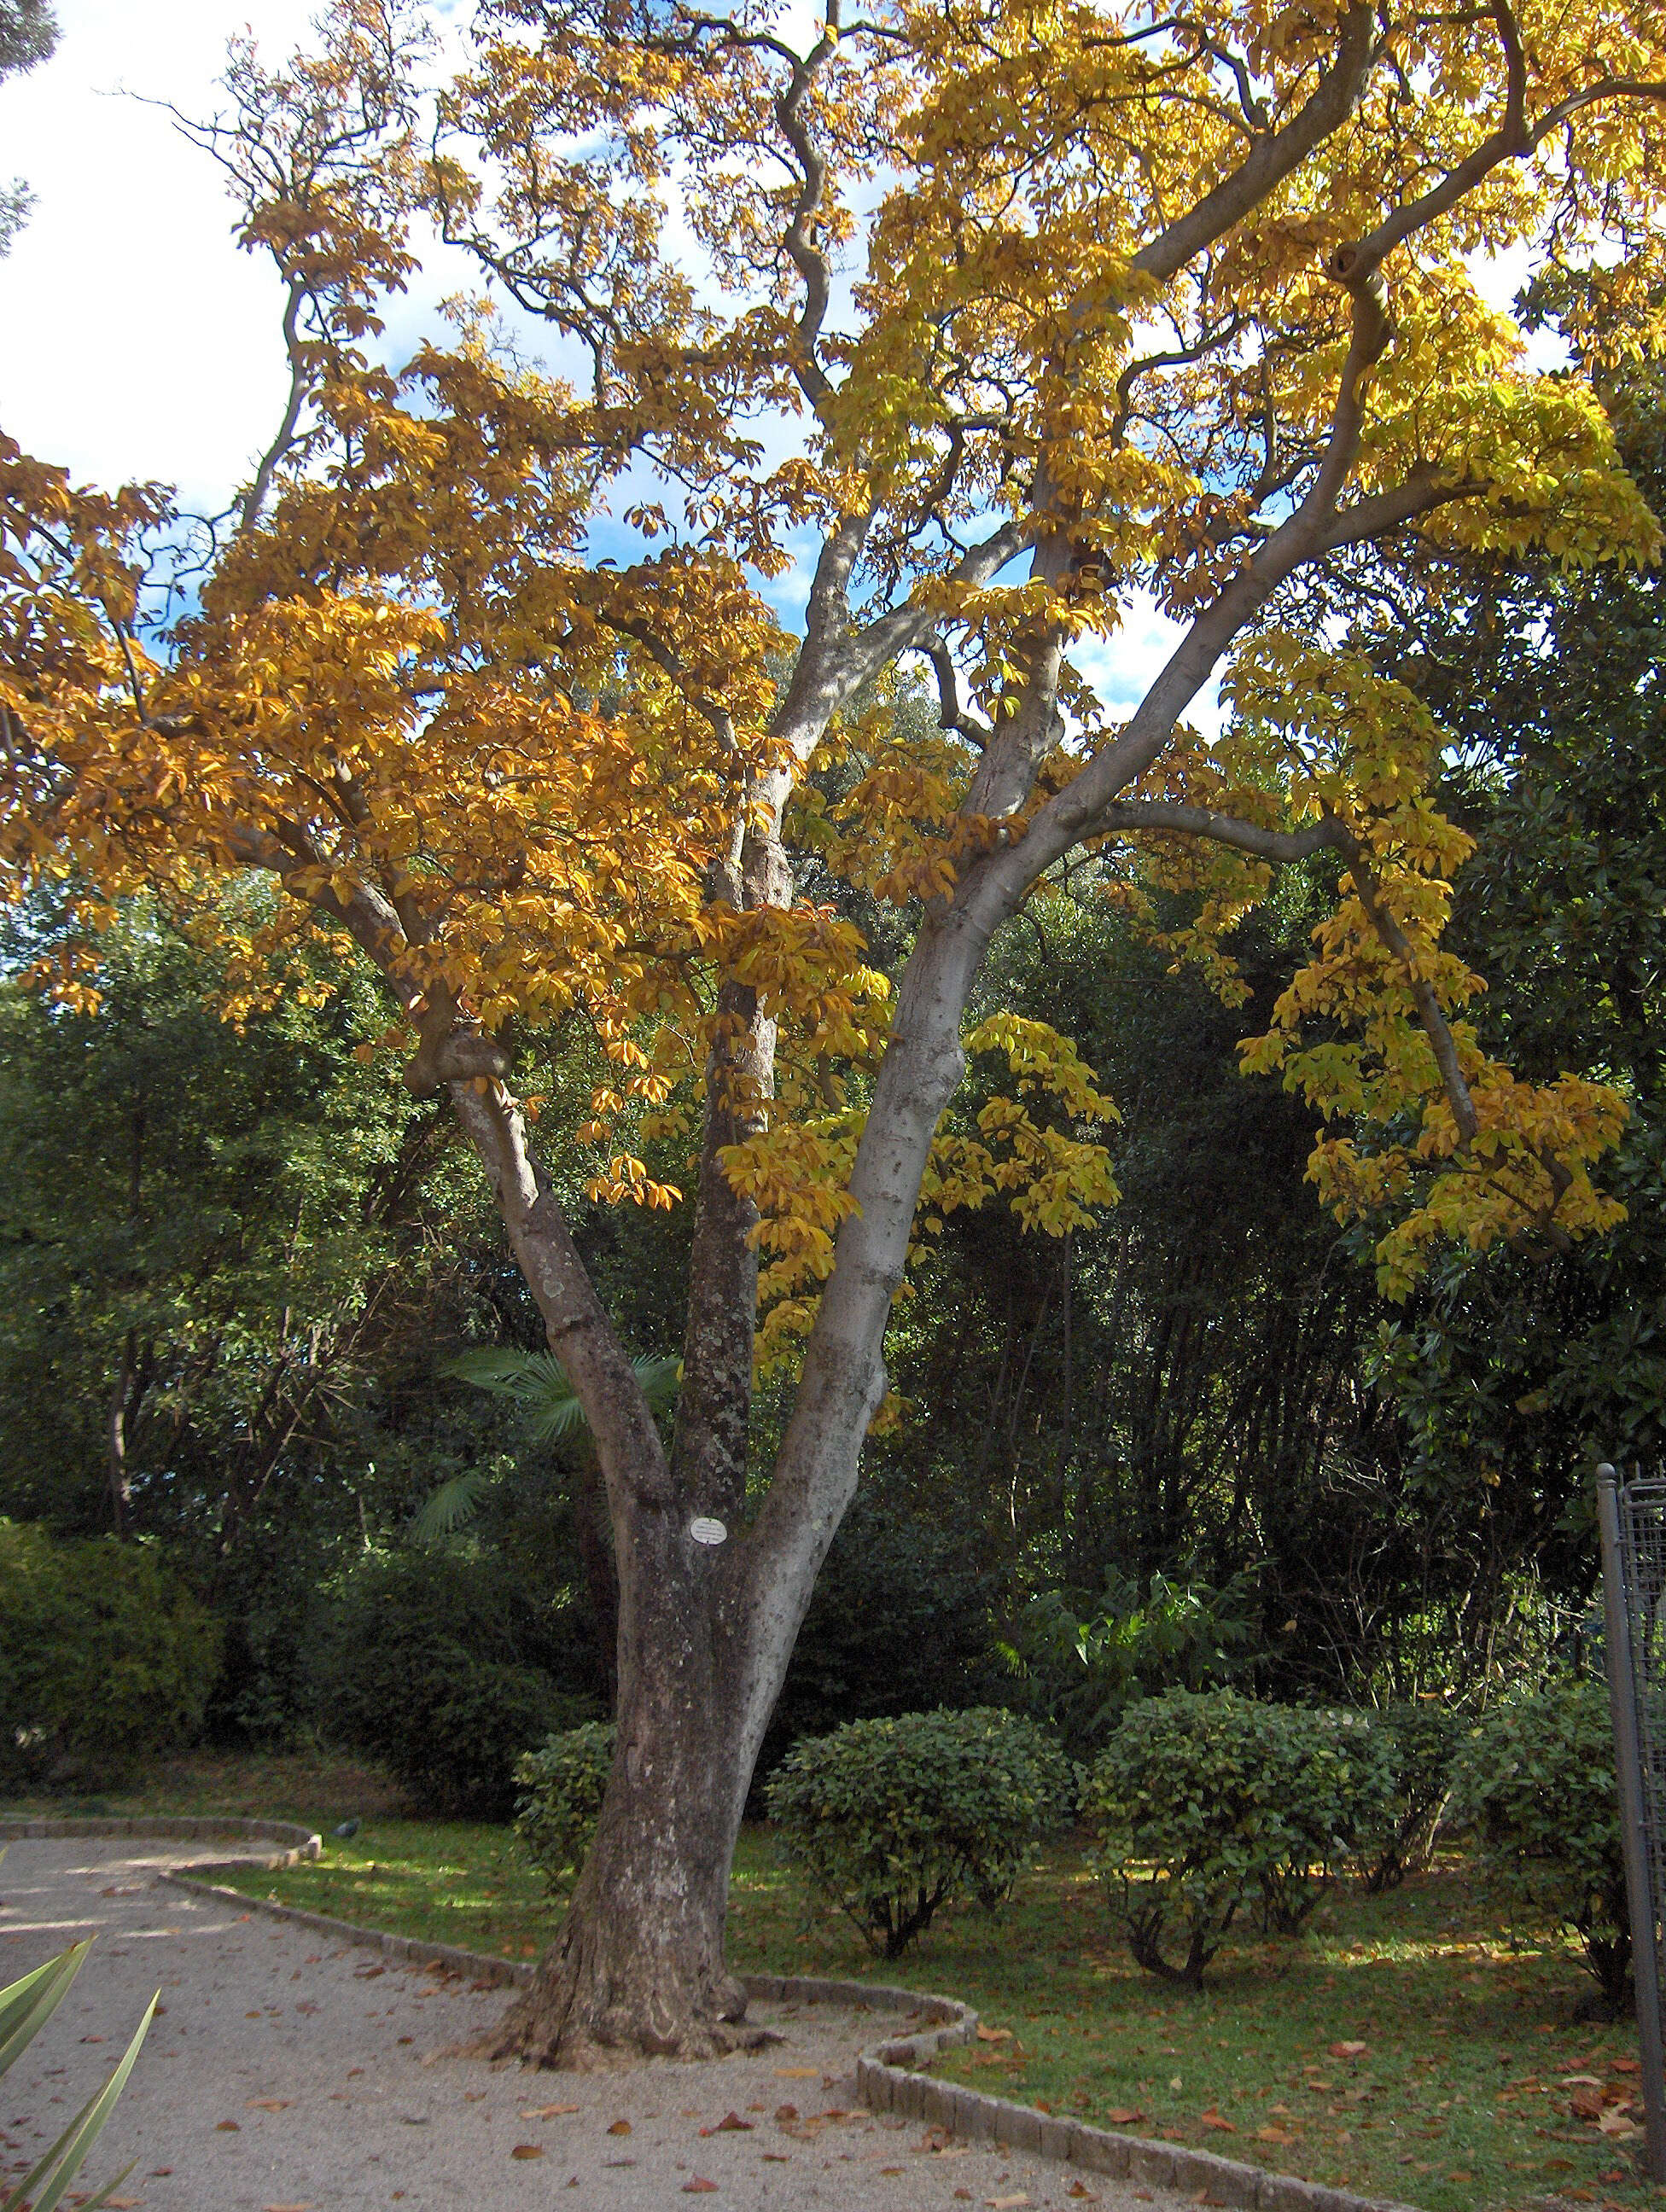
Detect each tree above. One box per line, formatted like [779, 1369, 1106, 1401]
[0, 894, 459, 1544]
[3, 0, 1663, 2064]
[0, 0, 59, 254]
[1350, 349, 1666, 1575]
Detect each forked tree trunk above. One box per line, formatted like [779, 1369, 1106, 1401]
[449, 911, 987, 2067]
[485, 1533, 763, 2064]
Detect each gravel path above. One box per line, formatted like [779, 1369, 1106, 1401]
[0, 1837, 1196, 2212]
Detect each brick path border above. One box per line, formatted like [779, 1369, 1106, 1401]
[6, 1819, 1420, 2212]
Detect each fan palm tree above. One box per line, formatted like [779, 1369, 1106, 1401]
[412, 1348, 679, 1541]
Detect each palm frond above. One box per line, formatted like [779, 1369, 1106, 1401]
[0, 1920, 155, 2212]
[443, 1347, 679, 1444]
[409, 1469, 499, 1542]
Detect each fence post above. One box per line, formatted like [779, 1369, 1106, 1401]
[1598, 1461, 1666, 2184]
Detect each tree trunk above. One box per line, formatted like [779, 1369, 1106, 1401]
[449, 902, 998, 2066]
[484, 1527, 772, 2065]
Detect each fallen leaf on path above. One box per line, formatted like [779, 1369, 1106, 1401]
[953, 2192, 973, 2203]
[607, 2118, 632, 2136]
[775, 2067, 819, 2078]
[520, 2104, 581, 2120]
[510, 2144, 545, 2160]
[986, 2195, 1030, 2208]
[773, 2104, 797, 2122]
[263, 2203, 315, 2210]
[215, 2121, 241, 2132]
[1066, 2186, 1098, 2201]
[1327, 2041, 1367, 2059]
[699, 2111, 754, 2134]
[104, 2198, 140, 2208]
[682, 2177, 719, 2193]
[246, 2098, 293, 2112]
[761, 2152, 790, 2163]
[976, 2025, 1012, 2043]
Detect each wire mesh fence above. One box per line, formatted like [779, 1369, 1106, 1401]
[1598, 1464, 1666, 2181]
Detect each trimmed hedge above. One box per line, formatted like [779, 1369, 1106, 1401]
[514, 1721, 617, 1893]
[1354, 1700, 1462, 1894]
[1448, 1678, 1628, 2012]
[1082, 1689, 1394, 1985]
[768, 1706, 1072, 1959]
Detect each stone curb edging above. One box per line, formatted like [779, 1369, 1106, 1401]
[855, 2039, 1421, 2212]
[0, 1813, 322, 1870]
[10, 1823, 1420, 2212]
[157, 1870, 539, 1988]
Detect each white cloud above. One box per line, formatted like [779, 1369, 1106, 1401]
[1070, 595, 1224, 740]
[0, 1, 332, 511]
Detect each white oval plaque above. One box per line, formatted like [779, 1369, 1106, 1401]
[689, 1516, 728, 1546]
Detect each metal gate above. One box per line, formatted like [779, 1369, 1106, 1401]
[1597, 1463, 1666, 2181]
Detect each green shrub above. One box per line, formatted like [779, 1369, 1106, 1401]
[319, 1551, 602, 1818]
[514, 1721, 617, 1892]
[0, 1520, 221, 1786]
[1354, 1701, 1462, 1894]
[767, 1707, 1072, 1959]
[1255, 1703, 1396, 1934]
[1082, 1690, 1394, 1985]
[1448, 1677, 1628, 2013]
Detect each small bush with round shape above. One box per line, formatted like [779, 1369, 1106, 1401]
[766, 1706, 1072, 1959]
[1082, 1690, 1395, 1984]
[1448, 1676, 1628, 2014]
[1255, 1703, 1397, 1933]
[514, 1721, 618, 1893]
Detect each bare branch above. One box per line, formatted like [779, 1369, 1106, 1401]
[1088, 800, 1347, 864]
[918, 638, 991, 747]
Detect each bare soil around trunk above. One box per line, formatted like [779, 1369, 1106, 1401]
[1, 1836, 1191, 2211]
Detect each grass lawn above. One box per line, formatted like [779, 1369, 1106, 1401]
[9, 1755, 1663, 2212]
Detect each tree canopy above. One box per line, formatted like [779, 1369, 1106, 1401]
[3, 0, 1664, 2063]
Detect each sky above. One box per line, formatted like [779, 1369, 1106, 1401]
[0, 0, 1227, 723]
[0, 4, 1553, 730]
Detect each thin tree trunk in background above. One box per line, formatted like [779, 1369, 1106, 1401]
[105, 1330, 135, 1535]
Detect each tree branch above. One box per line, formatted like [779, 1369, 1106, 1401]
[1088, 800, 1348, 863]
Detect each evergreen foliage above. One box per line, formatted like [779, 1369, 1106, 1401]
[514, 1722, 617, 1894]
[768, 1708, 1072, 1959]
[1448, 1678, 1629, 2013]
[0, 1519, 220, 1785]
